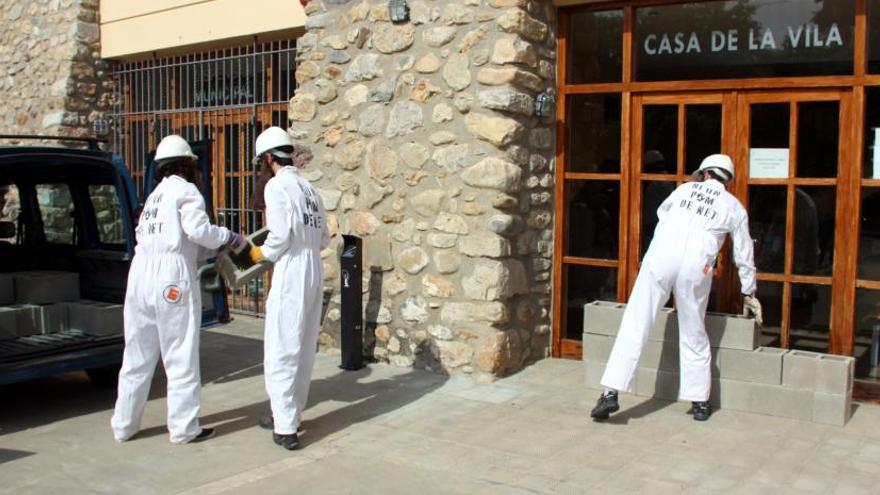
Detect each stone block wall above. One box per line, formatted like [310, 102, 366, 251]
[0, 0, 112, 139]
[294, 0, 557, 380]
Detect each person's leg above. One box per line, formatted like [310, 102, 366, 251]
[111, 290, 160, 442]
[674, 265, 714, 404]
[264, 262, 302, 437]
[290, 281, 323, 431]
[600, 265, 672, 393]
[157, 279, 204, 444]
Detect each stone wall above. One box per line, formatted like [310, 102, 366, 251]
[293, 0, 557, 380]
[0, 0, 112, 139]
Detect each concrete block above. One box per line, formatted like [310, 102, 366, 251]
[782, 350, 822, 390]
[635, 367, 679, 401]
[216, 227, 273, 288]
[812, 391, 853, 426]
[0, 273, 13, 305]
[582, 301, 676, 341]
[638, 339, 680, 371]
[582, 300, 624, 336]
[704, 312, 758, 350]
[583, 360, 607, 390]
[13, 271, 80, 304]
[0, 305, 40, 339]
[36, 303, 68, 334]
[582, 333, 615, 363]
[714, 346, 786, 384]
[749, 383, 814, 421]
[815, 354, 855, 395]
[67, 300, 123, 336]
[709, 378, 753, 412]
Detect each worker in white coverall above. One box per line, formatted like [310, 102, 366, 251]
[249, 127, 330, 450]
[591, 154, 763, 422]
[111, 135, 244, 443]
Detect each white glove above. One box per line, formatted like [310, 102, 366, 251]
[743, 295, 763, 327]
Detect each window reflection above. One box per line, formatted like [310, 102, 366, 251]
[793, 187, 835, 276]
[797, 101, 839, 178]
[859, 188, 880, 280]
[685, 105, 723, 174]
[756, 281, 783, 346]
[854, 289, 880, 378]
[567, 94, 622, 173]
[790, 283, 831, 353]
[643, 106, 678, 174]
[565, 265, 618, 340]
[566, 181, 620, 259]
[569, 10, 623, 84]
[749, 186, 787, 273]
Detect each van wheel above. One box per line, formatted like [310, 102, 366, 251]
[86, 365, 121, 388]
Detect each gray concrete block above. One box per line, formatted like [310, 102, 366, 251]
[67, 300, 123, 336]
[709, 378, 752, 412]
[582, 301, 676, 342]
[812, 391, 853, 427]
[714, 346, 786, 384]
[749, 383, 814, 421]
[638, 339, 680, 371]
[582, 333, 615, 363]
[582, 300, 624, 337]
[0, 273, 13, 305]
[782, 350, 823, 390]
[13, 271, 80, 304]
[0, 305, 40, 339]
[216, 227, 272, 288]
[635, 367, 679, 401]
[583, 360, 607, 391]
[36, 303, 68, 334]
[704, 312, 758, 350]
[815, 354, 855, 395]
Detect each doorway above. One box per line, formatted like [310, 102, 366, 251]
[556, 88, 855, 358]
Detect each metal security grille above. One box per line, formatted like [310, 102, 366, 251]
[108, 40, 297, 315]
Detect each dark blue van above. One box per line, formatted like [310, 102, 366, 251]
[0, 136, 228, 386]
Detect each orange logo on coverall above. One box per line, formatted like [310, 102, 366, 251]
[163, 285, 182, 304]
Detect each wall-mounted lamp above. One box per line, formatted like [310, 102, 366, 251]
[91, 117, 109, 137]
[389, 0, 409, 23]
[534, 91, 555, 118]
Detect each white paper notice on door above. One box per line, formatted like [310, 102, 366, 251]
[749, 148, 789, 179]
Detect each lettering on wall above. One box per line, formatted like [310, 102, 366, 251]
[643, 23, 844, 56]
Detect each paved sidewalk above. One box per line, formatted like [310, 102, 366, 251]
[2, 316, 879, 494]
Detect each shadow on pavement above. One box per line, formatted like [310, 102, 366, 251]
[0, 329, 264, 437]
[134, 365, 447, 446]
[0, 448, 35, 465]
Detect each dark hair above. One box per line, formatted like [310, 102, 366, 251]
[156, 158, 201, 189]
[691, 169, 729, 184]
[249, 145, 314, 211]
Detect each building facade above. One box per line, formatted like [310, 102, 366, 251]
[5, 0, 880, 390]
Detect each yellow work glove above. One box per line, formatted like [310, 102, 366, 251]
[249, 246, 265, 264]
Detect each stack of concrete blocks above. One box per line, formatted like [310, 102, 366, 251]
[582, 300, 854, 426]
[0, 271, 80, 339]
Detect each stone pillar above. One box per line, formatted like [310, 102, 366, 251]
[0, 0, 112, 139]
[294, 0, 556, 380]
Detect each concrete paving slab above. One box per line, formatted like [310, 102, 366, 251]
[2, 315, 880, 494]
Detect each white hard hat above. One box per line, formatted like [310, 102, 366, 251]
[698, 153, 735, 181]
[253, 126, 293, 165]
[155, 134, 198, 163]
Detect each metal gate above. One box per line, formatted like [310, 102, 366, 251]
[108, 40, 297, 315]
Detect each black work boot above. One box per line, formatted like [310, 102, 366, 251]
[691, 401, 712, 421]
[273, 432, 300, 451]
[189, 428, 215, 443]
[590, 391, 619, 420]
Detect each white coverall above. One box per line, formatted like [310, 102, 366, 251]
[262, 166, 330, 435]
[600, 179, 756, 401]
[111, 175, 230, 443]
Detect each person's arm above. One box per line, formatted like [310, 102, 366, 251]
[179, 185, 230, 249]
[731, 211, 757, 296]
[258, 181, 293, 263]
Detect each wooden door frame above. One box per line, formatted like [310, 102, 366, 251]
[733, 89, 855, 355]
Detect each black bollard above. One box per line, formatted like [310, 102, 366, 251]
[339, 234, 364, 370]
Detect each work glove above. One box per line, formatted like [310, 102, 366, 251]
[249, 246, 265, 264]
[743, 294, 763, 327]
[227, 232, 247, 254]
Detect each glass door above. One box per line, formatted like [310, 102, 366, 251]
[736, 90, 852, 353]
[627, 93, 736, 312]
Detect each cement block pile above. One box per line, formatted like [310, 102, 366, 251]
[582, 300, 854, 426]
[0, 271, 123, 340]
